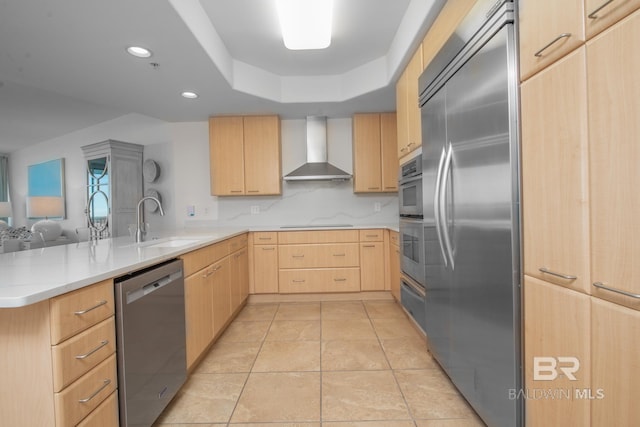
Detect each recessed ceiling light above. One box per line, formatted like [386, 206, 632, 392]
[276, 0, 333, 50]
[126, 46, 152, 58]
[181, 91, 199, 99]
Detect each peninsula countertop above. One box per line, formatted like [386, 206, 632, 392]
[0, 224, 399, 308]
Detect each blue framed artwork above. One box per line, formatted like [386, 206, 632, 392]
[27, 158, 65, 218]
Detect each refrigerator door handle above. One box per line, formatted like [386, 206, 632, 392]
[434, 146, 448, 267]
[440, 142, 455, 269]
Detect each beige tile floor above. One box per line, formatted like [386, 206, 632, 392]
[154, 300, 486, 427]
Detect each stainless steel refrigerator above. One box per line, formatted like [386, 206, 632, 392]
[419, 1, 521, 426]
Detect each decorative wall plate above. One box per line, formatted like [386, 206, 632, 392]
[143, 159, 160, 183]
[145, 189, 162, 213]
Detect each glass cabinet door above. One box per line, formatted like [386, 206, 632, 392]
[86, 157, 109, 237]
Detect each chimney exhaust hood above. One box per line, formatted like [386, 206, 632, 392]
[283, 116, 352, 181]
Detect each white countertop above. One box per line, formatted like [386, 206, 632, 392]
[0, 228, 247, 308]
[0, 224, 399, 308]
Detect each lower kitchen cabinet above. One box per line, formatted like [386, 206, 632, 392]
[252, 232, 279, 294]
[230, 238, 249, 311]
[389, 230, 400, 301]
[212, 257, 231, 337]
[184, 265, 214, 369]
[591, 297, 640, 426]
[0, 280, 118, 426]
[360, 229, 386, 291]
[524, 276, 591, 427]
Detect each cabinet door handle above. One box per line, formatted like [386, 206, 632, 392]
[333, 253, 346, 257]
[292, 279, 306, 283]
[538, 267, 577, 280]
[534, 33, 572, 57]
[230, 190, 243, 193]
[261, 247, 275, 251]
[368, 187, 381, 190]
[593, 282, 640, 299]
[588, 0, 615, 19]
[334, 278, 347, 282]
[292, 254, 305, 258]
[247, 190, 260, 193]
[78, 379, 111, 403]
[75, 340, 109, 360]
[74, 300, 107, 315]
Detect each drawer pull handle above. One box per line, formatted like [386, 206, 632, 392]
[363, 244, 376, 248]
[366, 234, 378, 238]
[334, 278, 347, 282]
[202, 270, 213, 278]
[333, 253, 346, 257]
[292, 279, 306, 283]
[292, 255, 305, 258]
[258, 237, 272, 240]
[75, 340, 109, 360]
[534, 33, 571, 57]
[74, 300, 108, 315]
[78, 379, 111, 403]
[539, 268, 577, 280]
[593, 282, 640, 299]
[213, 265, 222, 271]
[262, 247, 275, 251]
[230, 190, 243, 193]
[588, 0, 615, 19]
[247, 190, 259, 193]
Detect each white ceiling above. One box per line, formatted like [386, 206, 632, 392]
[0, 0, 445, 153]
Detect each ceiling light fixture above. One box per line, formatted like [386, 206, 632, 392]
[126, 46, 152, 58]
[181, 91, 199, 99]
[276, 0, 333, 50]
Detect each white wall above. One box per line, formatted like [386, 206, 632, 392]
[9, 114, 398, 240]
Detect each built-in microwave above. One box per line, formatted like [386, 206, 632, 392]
[399, 154, 423, 218]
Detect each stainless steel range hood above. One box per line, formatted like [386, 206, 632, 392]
[283, 116, 352, 181]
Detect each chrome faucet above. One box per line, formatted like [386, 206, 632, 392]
[135, 196, 165, 243]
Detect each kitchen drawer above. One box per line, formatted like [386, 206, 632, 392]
[279, 268, 361, 293]
[181, 241, 229, 276]
[279, 243, 359, 268]
[253, 231, 278, 244]
[52, 316, 116, 392]
[390, 230, 399, 246]
[278, 230, 359, 244]
[54, 354, 118, 427]
[229, 233, 248, 252]
[50, 280, 115, 345]
[76, 390, 119, 427]
[359, 229, 384, 242]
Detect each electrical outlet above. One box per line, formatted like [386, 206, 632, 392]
[251, 206, 260, 215]
[374, 202, 381, 212]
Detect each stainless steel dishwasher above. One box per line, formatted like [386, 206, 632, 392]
[114, 258, 187, 427]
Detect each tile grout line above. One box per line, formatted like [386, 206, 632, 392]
[225, 302, 280, 425]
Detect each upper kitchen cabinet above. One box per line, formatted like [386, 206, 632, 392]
[352, 113, 398, 193]
[519, 0, 585, 81]
[396, 48, 423, 159]
[585, 0, 640, 39]
[587, 10, 640, 310]
[521, 48, 591, 294]
[209, 115, 282, 196]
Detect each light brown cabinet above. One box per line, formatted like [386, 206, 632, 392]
[524, 276, 591, 427]
[252, 232, 279, 294]
[352, 113, 398, 193]
[587, 11, 640, 310]
[209, 115, 282, 196]
[181, 234, 249, 370]
[519, 0, 585, 80]
[591, 297, 640, 425]
[396, 48, 423, 158]
[389, 230, 400, 301]
[585, 0, 640, 39]
[359, 229, 385, 291]
[521, 47, 591, 294]
[0, 280, 118, 426]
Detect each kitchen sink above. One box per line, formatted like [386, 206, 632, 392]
[143, 238, 201, 248]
